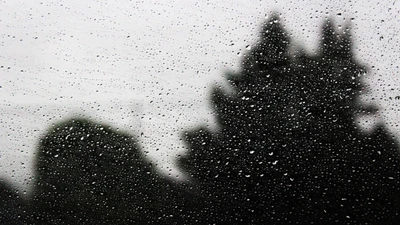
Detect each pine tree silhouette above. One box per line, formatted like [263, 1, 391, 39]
[180, 15, 400, 224]
[180, 14, 296, 224]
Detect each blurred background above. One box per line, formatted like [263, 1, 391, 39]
[0, 0, 399, 194]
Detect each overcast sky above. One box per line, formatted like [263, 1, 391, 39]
[0, 0, 399, 192]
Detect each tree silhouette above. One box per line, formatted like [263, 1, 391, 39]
[0, 180, 27, 224]
[32, 117, 188, 224]
[180, 15, 400, 224]
[180, 15, 297, 224]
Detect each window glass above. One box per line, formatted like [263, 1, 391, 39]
[0, 0, 399, 223]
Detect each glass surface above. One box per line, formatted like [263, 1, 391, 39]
[0, 0, 399, 224]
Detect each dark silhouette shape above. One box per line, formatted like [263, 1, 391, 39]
[180, 15, 400, 224]
[0, 180, 27, 225]
[32, 117, 193, 224]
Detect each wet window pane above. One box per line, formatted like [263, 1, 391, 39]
[1, 1, 399, 224]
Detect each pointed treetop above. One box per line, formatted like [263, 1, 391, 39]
[240, 13, 290, 77]
[258, 13, 289, 57]
[321, 18, 352, 58]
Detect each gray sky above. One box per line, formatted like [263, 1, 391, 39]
[0, 0, 399, 192]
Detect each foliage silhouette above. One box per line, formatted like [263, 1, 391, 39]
[32, 117, 192, 224]
[180, 14, 400, 224]
[16, 14, 400, 225]
[0, 180, 27, 224]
